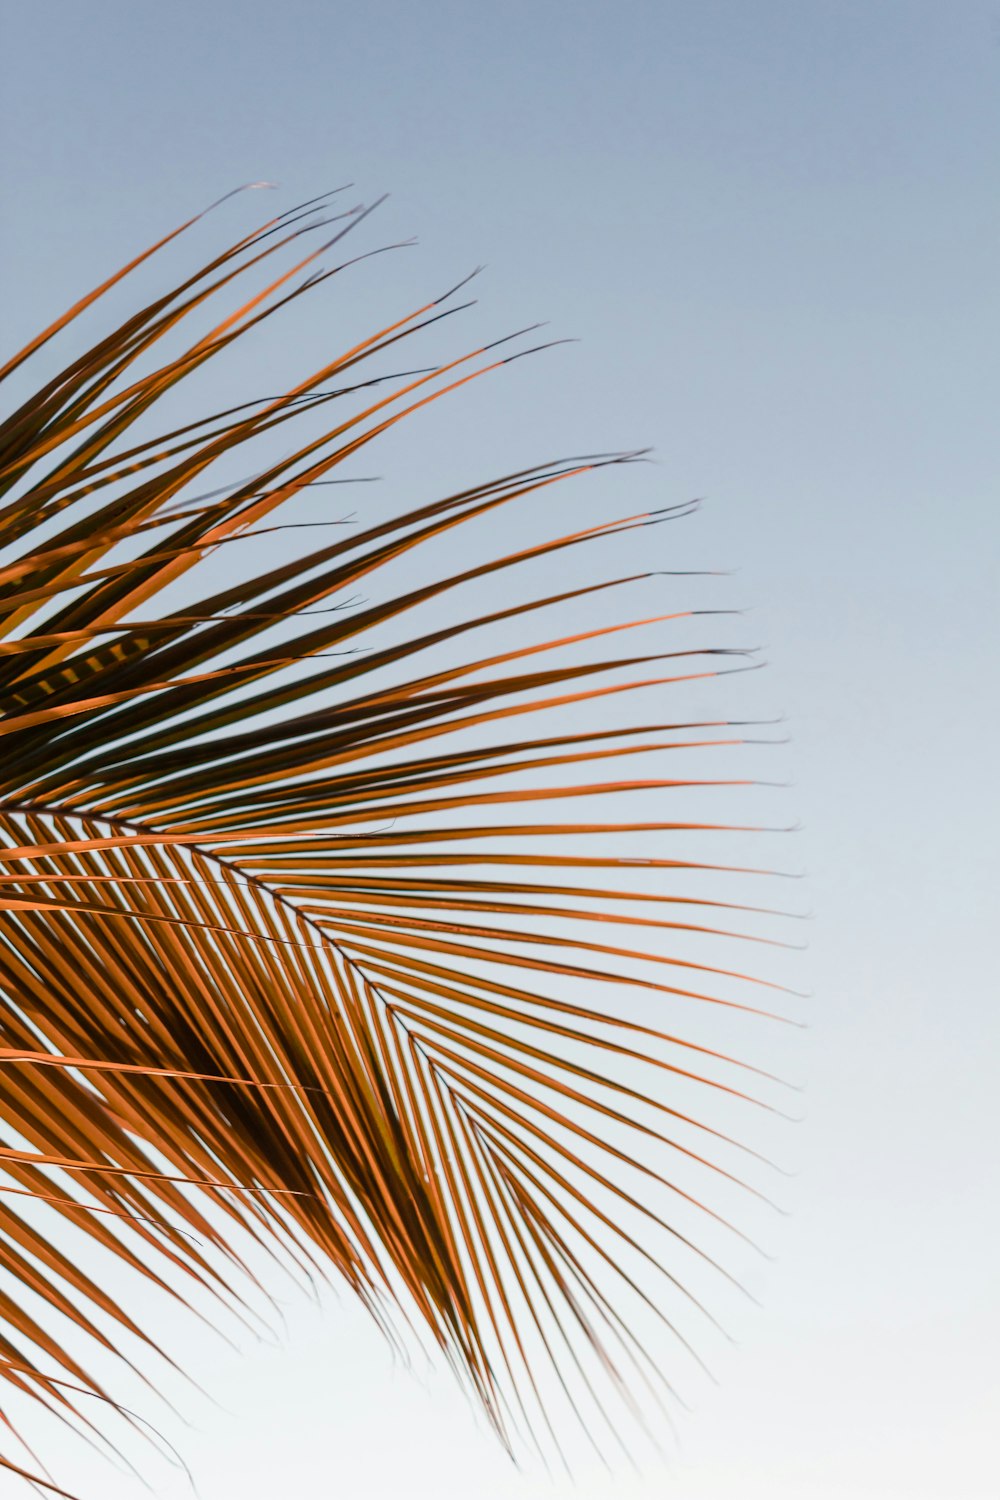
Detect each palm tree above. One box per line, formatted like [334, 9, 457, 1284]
[0, 186, 791, 1496]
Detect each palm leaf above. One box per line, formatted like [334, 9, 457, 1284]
[0, 187, 794, 1494]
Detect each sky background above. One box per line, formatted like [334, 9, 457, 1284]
[1, 2, 998, 1497]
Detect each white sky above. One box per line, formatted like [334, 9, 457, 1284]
[0, 3, 997, 1497]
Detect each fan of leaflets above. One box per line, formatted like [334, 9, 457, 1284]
[0, 186, 795, 1495]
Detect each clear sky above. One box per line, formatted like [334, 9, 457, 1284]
[1, 3, 998, 1497]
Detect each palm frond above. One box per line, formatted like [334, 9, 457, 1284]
[0, 188, 794, 1494]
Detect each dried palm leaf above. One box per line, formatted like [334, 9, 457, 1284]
[0, 186, 796, 1495]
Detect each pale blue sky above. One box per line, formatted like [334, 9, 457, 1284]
[0, 3, 998, 1497]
